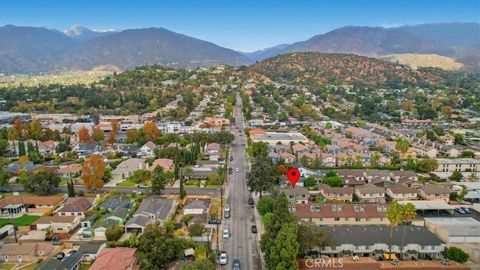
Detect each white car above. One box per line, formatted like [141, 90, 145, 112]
[219, 252, 228, 265]
[235, 168, 240, 172]
[223, 228, 229, 239]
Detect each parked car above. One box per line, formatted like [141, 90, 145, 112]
[223, 228, 229, 239]
[53, 252, 65, 260]
[224, 204, 231, 218]
[230, 156, 233, 161]
[461, 207, 471, 214]
[251, 225, 257, 233]
[219, 252, 228, 265]
[232, 259, 241, 270]
[66, 250, 77, 258]
[229, 167, 233, 174]
[248, 197, 254, 205]
[456, 208, 467, 214]
[208, 219, 221, 225]
[235, 168, 240, 172]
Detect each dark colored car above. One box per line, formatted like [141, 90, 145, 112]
[208, 219, 221, 225]
[233, 259, 241, 270]
[248, 197, 254, 205]
[228, 167, 233, 174]
[230, 156, 233, 161]
[251, 225, 257, 233]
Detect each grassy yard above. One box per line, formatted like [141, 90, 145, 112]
[0, 215, 41, 227]
[0, 263, 17, 270]
[205, 184, 222, 188]
[117, 179, 137, 187]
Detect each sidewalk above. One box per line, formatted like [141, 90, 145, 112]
[253, 194, 267, 270]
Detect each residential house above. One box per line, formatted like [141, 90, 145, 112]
[319, 186, 354, 202]
[205, 143, 221, 161]
[268, 151, 280, 164]
[321, 154, 337, 167]
[183, 199, 209, 224]
[0, 243, 53, 263]
[418, 185, 450, 202]
[114, 145, 141, 156]
[56, 197, 94, 217]
[98, 195, 134, 212]
[282, 187, 309, 204]
[111, 158, 147, 183]
[139, 141, 156, 158]
[325, 145, 341, 155]
[106, 207, 131, 224]
[0, 195, 65, 217]
[125, 196, 177, 234]
[279, 152, 296, 164]
[292, 143, 309, 155]
[90, 248, 138, 270]
[93, 219, 119, 238]
[73, 144, 106, 158]
[390, 170, 418, 183]
[148, 158, 175, 172]
[5, 161, 43, 175]
[354, 184, 386, 203]
[337, 170, 366, 187]
[37, 242, 105, 270]
[386, 184, 418, 201]
[38, 140, 57, 155]
[292, 203, 389, 225]
[57, 163, 82, 179]
[436, 158, 480, 173]
[31, 216, 80, 233]
[183, 166, 218, 180]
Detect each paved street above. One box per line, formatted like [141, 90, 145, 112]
[222, 94, 261, 269]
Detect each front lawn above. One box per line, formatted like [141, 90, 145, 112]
[0, 215, 41, 227]
[117, 179, 140, 187]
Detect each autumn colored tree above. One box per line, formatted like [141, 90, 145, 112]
[126, 129, 138, 144]
[78, 127, 92, 144]
[143, 121, 161, 142]
[28, 120, 43, 140]
[92, 127, 105, 143]
[82, 154, 105, 190]
[278, 164, 288, 175]
[107, 121, 120, 145]
[13, 118, 25, 139]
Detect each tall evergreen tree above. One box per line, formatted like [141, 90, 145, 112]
[18, 141, 26, 156]
[67, 179, 75, 197]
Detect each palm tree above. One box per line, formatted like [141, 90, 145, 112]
[386, 201, 404, 259]
[400, 203, 416, 260]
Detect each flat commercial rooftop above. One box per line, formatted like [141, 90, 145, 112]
[425, 217, 480, 237]
[398, 200, 455, 210]
[251, 132, 308, 141]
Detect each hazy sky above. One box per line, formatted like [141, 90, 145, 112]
[1, 0, 479, 51]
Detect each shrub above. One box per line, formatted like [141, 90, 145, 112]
[188, 223, 205, 237]
[105, 224, 125, 242]
[256, 197, 274, 216]
[444, 247, 469, 263]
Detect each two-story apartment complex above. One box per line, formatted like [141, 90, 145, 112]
[292, 203, 389, 226]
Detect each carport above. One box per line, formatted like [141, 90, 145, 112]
[398, 201, 455, 216]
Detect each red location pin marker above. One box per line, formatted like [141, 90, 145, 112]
[287, 167, 300, 188]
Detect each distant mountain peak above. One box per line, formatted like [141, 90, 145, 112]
[64, 25, 91, 36]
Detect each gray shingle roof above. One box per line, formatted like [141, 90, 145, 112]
[135, 196, 175, 220]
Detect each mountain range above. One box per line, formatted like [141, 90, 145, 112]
[0, 22, 478, 74]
